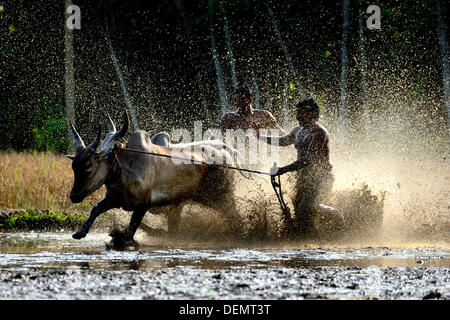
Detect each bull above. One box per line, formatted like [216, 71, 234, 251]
[68, 110, 244, 246]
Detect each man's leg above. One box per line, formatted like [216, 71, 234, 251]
[316, 171, 344, 224]
[292, 179, 316, 237]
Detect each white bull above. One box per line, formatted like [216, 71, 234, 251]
[150, 131, 238, 156]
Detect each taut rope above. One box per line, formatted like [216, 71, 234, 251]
[111, 141, 272, 176]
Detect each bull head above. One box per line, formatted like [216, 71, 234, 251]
[68, 110, 129, 203]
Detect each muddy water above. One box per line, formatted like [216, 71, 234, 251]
[0, 232, 449, 299]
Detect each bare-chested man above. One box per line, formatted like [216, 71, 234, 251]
[258, 97, 341, 236]
[220, 86, 285, 167]
[220, 86, 285, 138]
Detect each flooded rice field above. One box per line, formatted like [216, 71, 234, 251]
[0, 231, 448, 300]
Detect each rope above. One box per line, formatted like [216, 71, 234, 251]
[114, 143, 272, 176]
[271, 174, 292, 225]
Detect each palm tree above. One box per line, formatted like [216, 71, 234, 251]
[267, 4, 306, 99]
[221, 3, 238, 90]
[65, 0, 75, 152]
[208, 0, 228, 114]
[339, 0, 351, 137]
[359, 9, 369, 139]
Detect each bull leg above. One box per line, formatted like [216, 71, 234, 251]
[109, 207, 147, 248]
[126, 208, 148, 241]
[73, 195, 115, 239]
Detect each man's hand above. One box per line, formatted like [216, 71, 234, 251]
[270, 165, 279, 176]
[270, 165, 287, 176]
[251, 121, 260, 137]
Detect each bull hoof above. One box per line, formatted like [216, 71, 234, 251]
[107, 232, 138, 249]
[72, 230, 86, 240]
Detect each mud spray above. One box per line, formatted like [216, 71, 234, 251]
[108, 104, 448, 249]
[103, 64, 448, 249]
[100, 8, 448, 249]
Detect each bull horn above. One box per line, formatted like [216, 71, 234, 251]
[111, 109, 129, 141]
[70, 121, 85, 148]
[87, 122, 102, 150]
[106, 112, 116, 133]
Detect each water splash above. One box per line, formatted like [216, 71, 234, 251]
[436, 0, 450, 128]
[251, 69, 261, 109]
[101, 18, 140, 131]
[358, 15, 369, 143]
[338, 0, 350, 137]
[221, 6, 238, 90]
[267, 5, 305, 99]
[283, 75, 289, 128]
[208, 14, 228, 114]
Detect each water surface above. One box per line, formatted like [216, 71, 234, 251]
[0, 232, 448, 272]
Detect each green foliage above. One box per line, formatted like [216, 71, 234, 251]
[0, 210, 85, 231]
[32, 127, 43, 150]
[28, 91, 68, 153]
[33, 118, 69, 153]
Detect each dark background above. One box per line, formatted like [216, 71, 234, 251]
[0, 0, 447, 152]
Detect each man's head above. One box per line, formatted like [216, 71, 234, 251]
[233, 86, 253, 110]
[296, 97, 319, 125]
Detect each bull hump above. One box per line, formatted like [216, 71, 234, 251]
[128, 131, 152, 150]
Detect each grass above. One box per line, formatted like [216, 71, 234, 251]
[0, 209, 85, 231]
[0, 150, 104, 212]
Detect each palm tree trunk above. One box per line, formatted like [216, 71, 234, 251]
[209, 0, 228, 114]
[221, 4, 238, 90]
[339, 0, 351, 137]
[267, 5, 306, 99]
[102, 17, 140, 130]
[359, 14, 369, 139]
[65, 0, 75, 152]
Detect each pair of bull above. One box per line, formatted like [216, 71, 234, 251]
[68, 110, 245, 246]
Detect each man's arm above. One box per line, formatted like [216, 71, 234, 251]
[259, 126, 299, 147]
[274, 157, 310, 175]
[273, 128, 326, 175]
[263, 111, 286, 135]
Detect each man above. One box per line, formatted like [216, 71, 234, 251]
[258, 97, 340, 236]
[220, 86, 285, 137]
[220, 86, 285, 166]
